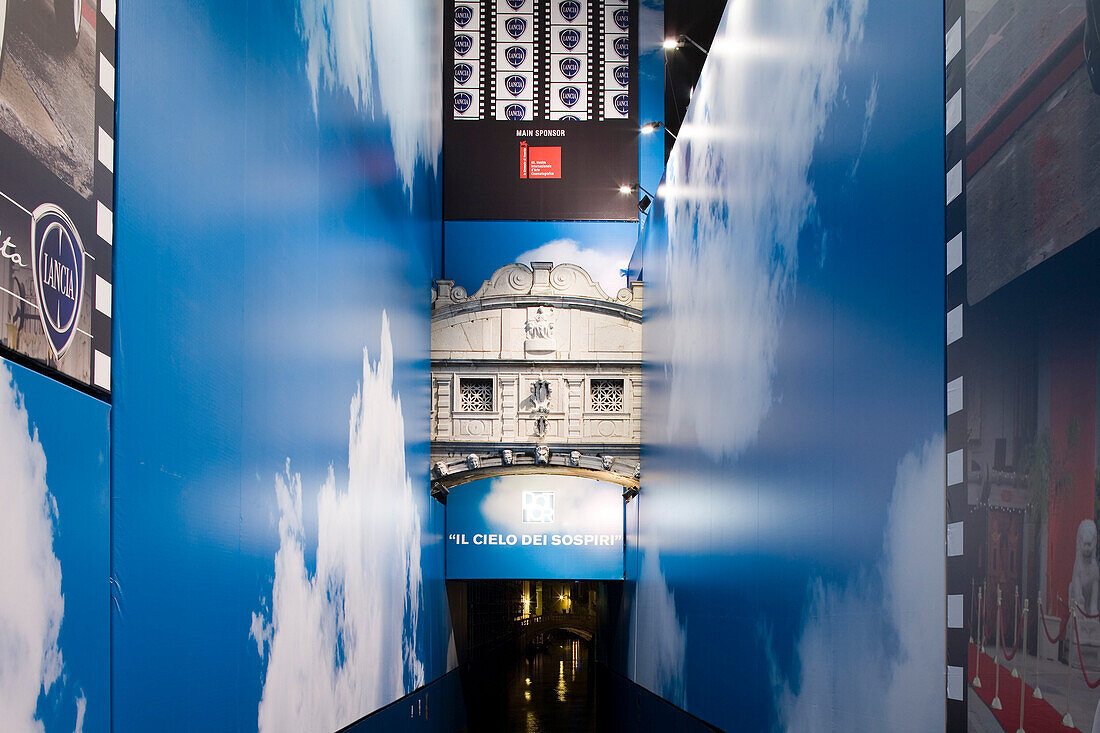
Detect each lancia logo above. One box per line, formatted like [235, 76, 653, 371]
[559, 57, 581, 79]
[559, 1, 581, 22]
[614, 36, 630, 58]
[505, 103, 526, 120]
[613, 8, 629, 30]
[506, 0, 526, 9]
[454, 34, 473, 56]
[613, 64, 629, 87]
[454, 92, 473, 113]
[454, 5, 473, 27]
[505, 74, 526, 96]
[560, 114, 579, 121]
[559, 28, 581, 50]
[613, 93, 630, 115]
[505, 17, 527, 39]
[30, 204, 84, 359]
[506, 45, 527, 67]
[559, 85, 581, 107]
[454, 63, 473, 85]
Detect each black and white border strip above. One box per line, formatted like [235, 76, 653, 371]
[592, 0, 601, 120]
[91, 0, 117, 395]
[483, 0, 493, 119]
[944, 0, 966, 728]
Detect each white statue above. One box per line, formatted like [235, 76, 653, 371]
[1071, 519, 1100, 619]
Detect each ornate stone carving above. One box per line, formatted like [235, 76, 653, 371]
[433, 461, 449, 478]
[531, 378, 552, 411]
[632, 464, 640, 479]
[466, 454, 481, 470]
[524, 306, 556, 354]
[501, 449, 514, 465]
[601, 455, 615, 471]
[534, 415, 549, 438]
[569, 450, 581, 467]
[535, 445, 550, 465]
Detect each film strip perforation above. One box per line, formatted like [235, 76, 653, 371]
[943, 0, 966, 728]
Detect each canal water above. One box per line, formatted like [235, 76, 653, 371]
[464, 635, 596, 732]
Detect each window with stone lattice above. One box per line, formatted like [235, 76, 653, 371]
[590, 379, 624, 413]
[459, 378, 494, 412]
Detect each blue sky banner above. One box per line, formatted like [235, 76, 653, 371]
[447, 475, 624, 579]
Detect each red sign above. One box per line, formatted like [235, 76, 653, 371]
[528, 146, 561, 179]
[519, 141, 528, 179]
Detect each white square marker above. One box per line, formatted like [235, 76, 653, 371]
[947, 376, 963, 415]
[946, 19, 961, 67]
[97, 201, 113, 245]
[947, 665, 964, 700]
[97, 127, 114, 172]
[948, 594, 963, 628]
[99, 54, 116, 100]
[947, 305, 962, 345]
[947, 521, 963, 556]
[947, 449, 963, 487]
[95, 275, 112, 317]
[947, 233, 962, 274]
[947, 161, 962, 204]
[93, 351, 111, 391]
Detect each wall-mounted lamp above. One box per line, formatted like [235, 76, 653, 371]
[622, 486, 639, 502]
[663, 34, 710, 54]
[641, 120, 677, 141]
[619, 183, 653, 213]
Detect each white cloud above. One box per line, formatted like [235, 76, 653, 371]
[297, 0, 442, 199]
[659, 0, 867, 459]
[478, 474, 623, 533]
[73, 694, 86, 733]
[251, 313, 425, 732]
[514, 238, 630, 297]
[629, 548, 686, 707]
[772, 434, 945, 731]
[0, 365, 65, 733]
[851, 75, 879, 177]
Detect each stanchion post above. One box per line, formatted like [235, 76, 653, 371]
[1017, 599, 1028, 733]
[1012, 586, 1020, 678]
[1034, 597, 1044, 699]
[971, 577, 976, 644]
[1063, 605, 1075, 728]
[974, 585, 984, 688]
[993, 585, 1003, 710]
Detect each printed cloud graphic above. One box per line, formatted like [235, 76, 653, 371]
[251, 314, 425, 732]
[772, 435, 945, 731]
[515, 238, 630, 297]
[0, 366, 65, 733]
[297, 0, 443, 198]
[661, 0, 867, 458]
[629, 548, 687, 707]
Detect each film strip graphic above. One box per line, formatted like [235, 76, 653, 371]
[944, 0, 966, 727]
[91, 0, 117, 395]
[451, 0, 631, 122]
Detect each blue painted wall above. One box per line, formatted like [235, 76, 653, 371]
[0, 359, 109, 733]
[620, 0, 945, 730]
[113, 1, 449, 730]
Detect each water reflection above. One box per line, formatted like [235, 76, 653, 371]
[466, 635, 595, 732]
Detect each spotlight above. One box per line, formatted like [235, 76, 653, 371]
[619, 184, 634, 195]
[640, 120, 677, 141]
[662, 37, 680, 50]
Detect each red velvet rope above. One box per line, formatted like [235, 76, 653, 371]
[1038, 601, 1066, 643]
[1073, 615, 1100, 689]
[999, 608, 1021, 661]
[1076, 602, 1100, 620]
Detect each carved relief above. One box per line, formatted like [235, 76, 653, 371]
[535, 445, 550, 465]
[524, 306, 556, 354]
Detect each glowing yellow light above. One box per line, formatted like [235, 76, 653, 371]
[640, 122, 658, 134]
[662, 37, 679, 50]
[525, 677, 531, 686]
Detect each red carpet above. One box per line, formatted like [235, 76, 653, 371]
[968, 643, 1083, 732]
